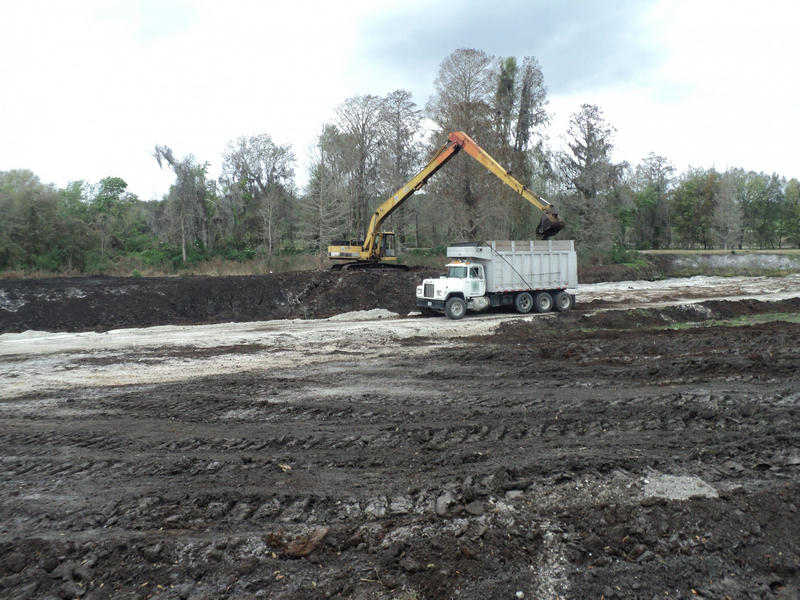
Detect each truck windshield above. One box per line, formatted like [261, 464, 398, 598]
[447, 266, 467, 278]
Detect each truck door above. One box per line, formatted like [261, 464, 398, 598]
[469, 266, 485, 297]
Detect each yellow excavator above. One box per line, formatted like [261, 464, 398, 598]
[327, 131, 564, 270]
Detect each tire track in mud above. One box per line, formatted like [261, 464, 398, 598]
[1, 314, 799, 598]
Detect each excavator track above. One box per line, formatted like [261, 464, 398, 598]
[333, 262, 409, 272]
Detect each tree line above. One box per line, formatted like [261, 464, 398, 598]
[2, 48, 799, 274]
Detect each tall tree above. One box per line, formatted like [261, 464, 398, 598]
[784, 178, 800, 247]
[300, 125, 350, 263]
[672, 168, 718, 249]
[711, 170, 742, 249]
[493, 55, 549, 239]
[222, 134, 295, 260]
[556, 104, 623, 258]
[736, 171, 783, 249]
[513, 57, 548, 153]
[494, 57, 518, 147]
[377, 89, 422, 246]
[153, 146, 211, 264]
[426, 48, 496, 239]
[0, 170, 94, 271]
[335, 95, 383, 239]
[88, 177, 137, 256]
[630, 153, 675, 248]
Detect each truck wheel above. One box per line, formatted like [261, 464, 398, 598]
[445, 297, 466, 320]
[533, 292, 553, 313]
[553, 291, 572, 312]
[514, 292, 533, 314]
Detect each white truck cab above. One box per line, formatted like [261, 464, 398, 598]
[416, 261, 491, 319]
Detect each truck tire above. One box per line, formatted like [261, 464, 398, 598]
[553, 291, 572, 312]
[514, 292, 533, 314]
[533, 292, 553, 313]
[445, 297, 466, 320]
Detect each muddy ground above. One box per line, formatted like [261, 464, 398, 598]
[1, 270, 799, 599]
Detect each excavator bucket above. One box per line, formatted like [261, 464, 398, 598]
[536, 208, 565, 240]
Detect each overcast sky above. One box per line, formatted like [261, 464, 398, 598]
[2, 0, 798, 200]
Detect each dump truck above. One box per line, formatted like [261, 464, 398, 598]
[415, 240, 577, 319]
[327, 131, 564, 270]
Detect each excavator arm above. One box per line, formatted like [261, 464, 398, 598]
[327, 131, 564, 268]
[447, 132, 564, 238]
[359, 139, 461, 260]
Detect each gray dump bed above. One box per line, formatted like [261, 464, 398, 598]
[447, 240, 577, 292]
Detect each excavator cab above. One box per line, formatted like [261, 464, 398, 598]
[379, 232, 397, 258]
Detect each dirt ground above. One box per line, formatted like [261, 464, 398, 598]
[1, 269, 799, 599]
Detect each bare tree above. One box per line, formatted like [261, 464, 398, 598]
[222, 135, 295, 260]
[300, 125, 350, 264]
[377, 90, 422, 246]
[335, 95, 383, 239]
[712, 170, 742, 249]
[426, 48, 496, 239]
[427, 48, 495, 135]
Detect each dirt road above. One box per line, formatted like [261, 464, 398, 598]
[1, 274, 799, 599]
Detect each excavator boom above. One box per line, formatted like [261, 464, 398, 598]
[327, 131, 564, 268]
[448, 132, 564, 240]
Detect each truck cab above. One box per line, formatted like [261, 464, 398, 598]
[416, 260, 491, 319]
[448, 263, 486, 298]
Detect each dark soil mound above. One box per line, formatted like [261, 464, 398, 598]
[0, 269, 438, 333]
[578, 261, 664, 283]
[491, 297, 800, 342]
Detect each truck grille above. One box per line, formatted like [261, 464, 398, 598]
[424, 283, 434, 298]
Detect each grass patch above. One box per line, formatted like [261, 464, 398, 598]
[667, 267, 796, 278]
[660, 312, 800, 330]
[643, 248, 800, 256]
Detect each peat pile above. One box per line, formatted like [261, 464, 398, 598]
[491, 297, 800, 340]
[0, 269, 437, 333]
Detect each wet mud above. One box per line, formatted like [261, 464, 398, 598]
[1, 275, 799, 599]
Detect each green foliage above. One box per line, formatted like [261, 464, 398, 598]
[31, 247, 63, 272]
[219, 247, 257, 262]
[671, 168, 718, 248]
[84, 250, 110, 274]
[0, 237, 26, 270]
[609, 243, 641, 265]
[138, 244, 185, 268]
[407, 245, 446, 257]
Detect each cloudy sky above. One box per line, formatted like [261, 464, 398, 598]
[2, 0, 797, 200]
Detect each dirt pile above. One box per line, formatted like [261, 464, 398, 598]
[0, 269, 437, 333]
[494, 297, 800, 334]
